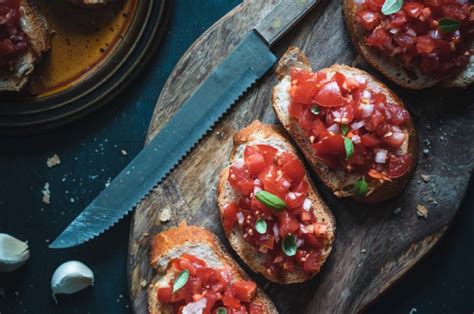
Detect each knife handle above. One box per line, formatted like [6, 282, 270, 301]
[255, 0, 319, 47]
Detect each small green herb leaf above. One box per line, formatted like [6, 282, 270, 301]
[255, 191, 286, 211]
[341, 124, 349, 136]
[344, 137, 354, 160]
[354, 178, 369, 197]
[311, 106, 320, 115]
[439, 18, 460, 33]
[217, 308, 228, 314]
[381, 0, 403, 15]
[255, 218, 267, 234]
[172, 269, 189, 293]
[282, 234, 297, 257]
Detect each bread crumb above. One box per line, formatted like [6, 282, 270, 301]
[41, 183, 50, 204]
[361, 249, 367, 254]
[393, 207, 402, 215]
[420, 174, 430, 182]
[121, 149, 128, 156]
[140, 279, 147, 288]
[159, 208, 171, 222]
[46, 154, 61, 168]
[409, 308, 417, 314]
[416, 204, 428, 219]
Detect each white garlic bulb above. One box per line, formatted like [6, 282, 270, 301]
[0, 233, 30, 272]
[51, 261, 94, 301]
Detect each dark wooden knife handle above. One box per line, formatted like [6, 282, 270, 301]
[255, 0, 319, 46]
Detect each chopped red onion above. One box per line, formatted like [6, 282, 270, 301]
[375, 149, 388, 163]
[351, 135, 361, 144]
[303, 199, 312, 211]
[351, 120, 365, 130]
[236, 212, 244, 226]
[361, 104, 374, 118]
[327, 123, 340, 134]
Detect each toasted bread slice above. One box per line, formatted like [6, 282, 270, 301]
[342, 0, 473, 89]
[0, 0, 51, 92]
[149, 223, 278, 314]
[272, 47, 418, 203]
[67, 0, 111, 8]
[216, 120, 336, 284]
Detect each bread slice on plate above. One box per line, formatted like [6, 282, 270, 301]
[342, 0, 473, 89]
[0, 0, 51, 92]
[272, 47, 418, 203]
[149, 223, 278, 314]
[217, 120, 335, 284]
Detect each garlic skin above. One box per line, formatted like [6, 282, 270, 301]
[0, 233, 30, 272]
[51, 261, 94, 300]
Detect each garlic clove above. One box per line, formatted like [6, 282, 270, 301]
[0, 233, 30, 272]
[51, 261, 94, 301]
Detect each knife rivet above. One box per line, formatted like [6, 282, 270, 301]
[272, 17, 282, 29]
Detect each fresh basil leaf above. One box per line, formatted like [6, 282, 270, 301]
[311, 105, 320, 115]
[282, 234, 297, 256]
[255, 218, 267, 234]
[341, 124, 349, 136]
[172, 269, 189, 293]
[439, 17, 460, 33]
[255, 191, 286, 211]
[381, 0, 403, 15]
[353, 178, 369, 197]
[344, 137, 354, 160]
[217, 308, 228, 314]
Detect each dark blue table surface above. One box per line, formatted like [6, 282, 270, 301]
[0, 1, 472, 313]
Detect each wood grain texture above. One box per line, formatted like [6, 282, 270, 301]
[128, 0, 474, 313]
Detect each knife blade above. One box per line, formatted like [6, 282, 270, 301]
[50, 0, 319, 249]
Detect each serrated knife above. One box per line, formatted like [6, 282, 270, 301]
[50, 0, 319, 249]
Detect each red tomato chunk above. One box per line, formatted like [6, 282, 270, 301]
[0, 0, 28, 70]
[226, 144, 329, 275]
[157, 254, 262, 313]
[355, 0, 473, 77]
[289, 68, 413, 180]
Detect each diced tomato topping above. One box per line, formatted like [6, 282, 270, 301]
[314, 81, 345, 107]
[160, 255, 261, 313]
[355, 0, 473, 77]
[0, 0, 28, 70]
[157, 287, 173, 304]
[387, 154, 413, 178]
[287, 67, 414, 188]
[225, 143, 329, 276]
[303, 251, 322, 273]
[249, 303, 264, 314]
[232, 281, 257, 302]
[222, 203, 239, 233]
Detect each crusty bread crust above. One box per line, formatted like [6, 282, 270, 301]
[0, 0, 51, 92]
[148, 223, 278, 314]
[342, 0, 473, 89]
[272, 47, 418, 203]
[216, 120, 336, 284]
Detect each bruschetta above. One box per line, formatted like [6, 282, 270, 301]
[343, 0, 473, 89]
[149, 223, 278, 314]
[0, 0, 51, 92]
[217, 120, 336, 284]
[272, 47, 418, 203]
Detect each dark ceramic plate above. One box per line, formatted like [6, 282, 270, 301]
[0, 0, 167, 134]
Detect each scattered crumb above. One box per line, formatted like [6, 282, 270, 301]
[393, 207, 402, 215]
[423, 148, 429, 155]
[416, 204, 429, 219]
[159, 208, 171, 222]
[105, 177, 111, 187]
[140, 279, 147, 288]
[46, 154, 61, 168]
[409, 308, 417, 314]
[70, 198, 75, 203]
[428, 197, 439, 205]
[41, 183, 50, 204]
[121, 149, 128, 156]
[421, 174, 431, 183]
[360, 249, 367, 254]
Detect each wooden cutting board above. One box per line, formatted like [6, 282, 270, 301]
[128, 1, 474, 313]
